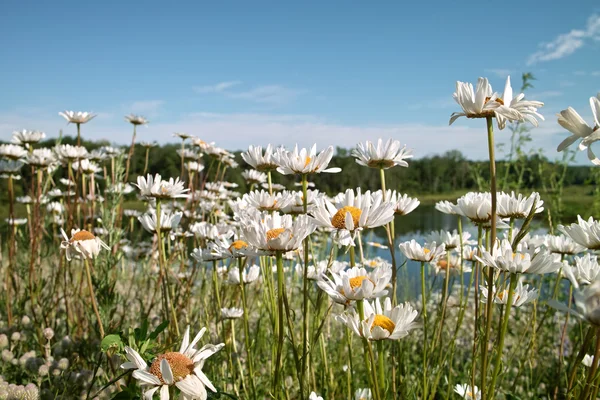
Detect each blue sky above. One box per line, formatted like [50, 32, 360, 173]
[1, 0, 599, 162]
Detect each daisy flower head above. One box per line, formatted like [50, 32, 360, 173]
[173, 132, 193, 140]
[387, 190, 420, 216]
[135, 174, 190, 200]
[317, 265, 392, 304]
[398, 240, 446, 263]
[60, 228, 110, 261]
[352, 138, 413, 169]
[0, 144, 27, 160]
[557, 96, 600, 165]
[121, 326, 224, 400]
[454, 383, 481, 400]
[559, 215, 600, 250]
[480, 280, 539, 307]
[226, 264, 261, 285]
[496, 191, 544, 219]
[138, 210, 183, 234]
[434, 200, 461, 215]
[275, 144, 341, 175]
[355, 389, 372, 400]
[241, 169, 268, 185]
[0, 160, 24, 176]
[59, 110, 96, 124]
[311, 188, 395, 237]
[124, 114, 149, 126]
[309, 392, 324, 400]
[241, 144, 279, 172]
[12, 130, 46, 146]
[242, 189, 295, 212]
[563, 253, 600, 288]
[207, 235, 262, 260]
[456, 192, 491, 224]
[475, 239, 562, 275]
[553, 281, 600, 326]
[449, 76, 521, 128]
[425, 229, 476, 250]
[544, 234, 586, 255]
[239, 211, 315, 253]
[433, 254, 472, 275]
[337, 297, 420, 341]
[26, 149, 56, 168]
[55, 144, 89, 163]
[583, 354, 594, 368]
[141, 141, 158, 148]
[495, 76, 544, 130]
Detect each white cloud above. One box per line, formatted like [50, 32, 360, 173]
[484, 68, 513, 78]
[591, 71, 600, 77]
[128, 100, 164, 116]
[193, 81, 242, 94]
[225, 85, 305, 105]
[527, 14, 600, 65]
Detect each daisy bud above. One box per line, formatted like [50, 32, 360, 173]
[43, 328, 54, 341]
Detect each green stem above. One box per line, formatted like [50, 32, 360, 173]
[273, 251, 285, 397]
[83, 258, 104, 338]
[300, 173, 310, 397]
[378, 340, 385, 395]
[239, 259, 256, 399]
[420, 261, 428, 399]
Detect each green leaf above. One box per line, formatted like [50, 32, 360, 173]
[149, 320, 169, 340]
[101, 334, 124, 352]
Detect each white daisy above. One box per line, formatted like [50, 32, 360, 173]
[559, 215, 600, 250]
[544, 234, 586, 255]
[134, 174, 190, 200]
[239, 211, 315, 253]
[275, 144, 341, 175]
[582, 354, 594, 368]
[138, 210, 183, 234]
[425, 230, 476, 250]
[480, 280, 539, 307]
[475, 239, 562, 275]
[352, 138, 413, 169]
[398, 240, 446, 263]
[496, 191, 543, 219]
[434, 200, 460, 215]
[0, 144, 27, 160]
[316, 265, 392, 305]
[337, 297, 419, 341]
[557, 96, 600, 165]
[55, 144, 89, 162]
[121, 326, 224, 400]
[454, 383, 481, 400]
[60, 229, 110, 261]
[225, 265, 261, 285]
[221, 308, 243, 320]
[564, 253, 600, 288]
[309, 392, 324, 400]
[387, 191, 420, 216]
[355, 389, 372, 400]
[241, 169, 268, 185]
[242, 189, 295, 212]
[455, 192, 491, 224]
[495, 76, 544, 130]
[59, 111, 96, 124]
[26, 148, 56, 168]
[241, 144, 279, 171]
[12, 130, 46, 146]
[125, 114, 149, 126]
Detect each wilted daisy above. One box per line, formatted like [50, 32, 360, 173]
[564, 253, 600, 287]
[226, 265, 261, 285]
[60, 229, 110, 261]
[557, 96, 600, 165]
[241, 144, 279, 171]
[449, 76, 521, 127]
[337, 297, 419, 341]
[124, 114, 149, 125]
[241, 169, 268, 185]
[544, 234, 586, 255]
[476, 240, 562, 275]
[454, 383, 481, 400]
[221, 308, 243, 320]
[425, 230, 475, 250]
[352, 138, 413, 169]
[12, 130, 46, 146]
[311, 189, 394, 239]
[317, 265, 392, 304]
[399, 240, 446, 263]
[135, 174, 190, 199]
[239, 211, 315, 253]
[26, 148, 56, 168]
[0, 144, 27, 160]
[59, 111, 96, 124]
[275, 144, 341, 175]
[496, 191, 543, 219]
[480, 280, 539, 307]
[121, 326, 224, 399]
[138, 210, 183, 234]
[55, 144, 89, 162]
[559, 215, 600, 250]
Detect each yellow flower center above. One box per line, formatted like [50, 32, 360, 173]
[331, 206, 362, 230]
[229, 240, 249, 251]
[371, 314, 396, 334]
[149, 352, 194, 384]
[484, 96, 504, 106]
[349, 275, 373, 289]
[304, 157, 311, 167]
[267, 228, 286, 241]
[512, 252, 526, 260]
[70, 230, 96, 242]
[423, 248, 431, 254]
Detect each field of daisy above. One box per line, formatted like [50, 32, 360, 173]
[0, 77, 599, 400]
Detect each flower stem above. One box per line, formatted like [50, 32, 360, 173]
[123, 124, 136, 183]
[273, 251, 285, 398]
[300, 173, 310, 397]
[357, 300, 381, 400]
[488, 272, 518, 399]
[377, 340, 385, 394]
[239, 259, 257, 399]
[580, 328, 600, 400]
[420, 261, 428, 400]
[83, 258, 104, 338]
[155, 200, 179, 336]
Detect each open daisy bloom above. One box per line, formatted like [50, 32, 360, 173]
[125, 114, 149, 126]
[317, 265, 392, 304]
[275, 144, 341, 175]
[559, 215, 600, 250]
[557, 95, 600, 165]
[398, 240, 446, 263]
[550, 280, 600, 326]
[454, 383, 481, 400]
[121, 326, 224, 400]
[355, 389, 372, 400]
[60, 229, 110, 261]
[352, 138, 413, 169]
[239, 211, 315, 253]
[12, 129, 46, 146]
[221, 307, 243, 319]
[480, 280, 539, 307]
[337, 297, 420, 341]
[241, 144, 279, 172]
[475, 239, 563, 275]
[58, 110, 96, 124]
[311, 188, 394, 242]
[563, 253, 600, 288]
[135, 174, 190, 199]
[0, 144, 28, 160]
[496, 191, 544, 220]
